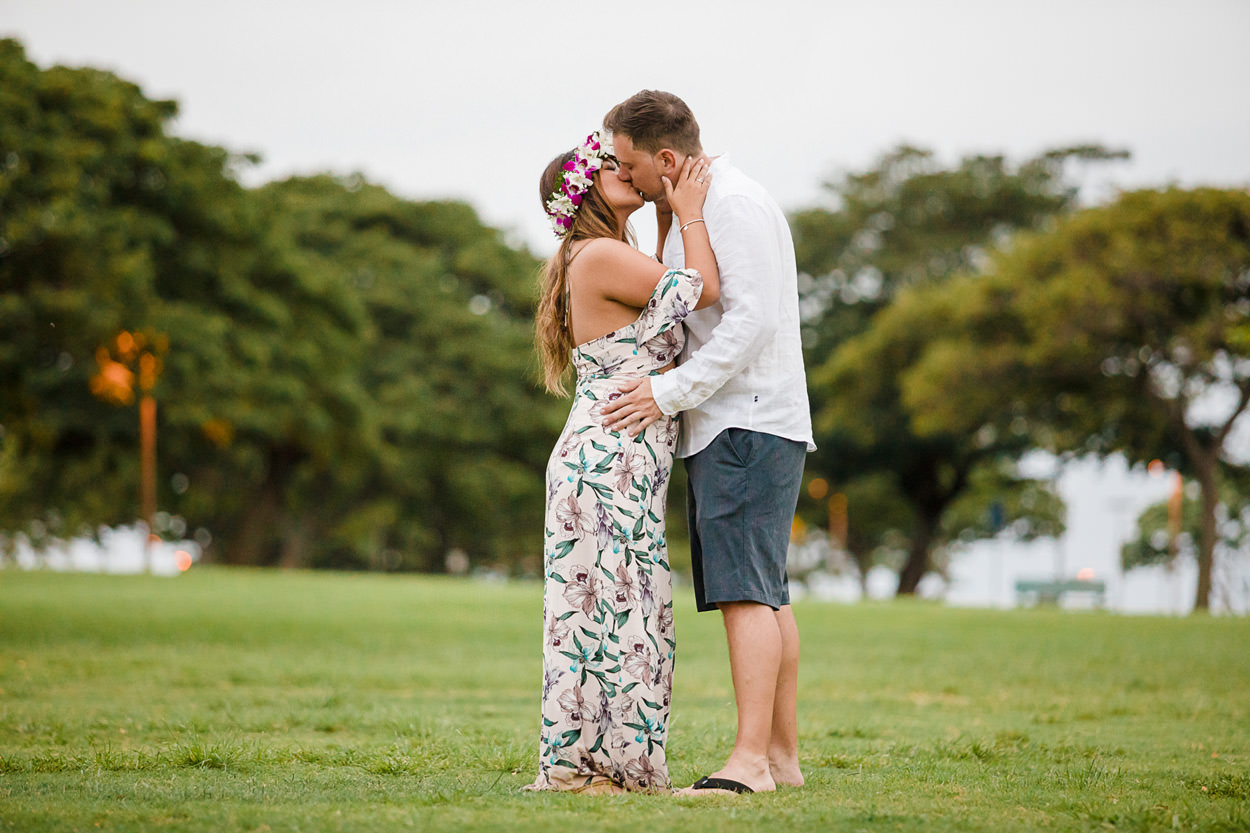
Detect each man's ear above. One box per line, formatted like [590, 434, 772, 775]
[656, 149, 678, 177]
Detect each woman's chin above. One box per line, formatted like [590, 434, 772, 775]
[613, 197, 647, 225]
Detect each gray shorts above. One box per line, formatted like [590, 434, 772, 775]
[686, 428, 807, 613]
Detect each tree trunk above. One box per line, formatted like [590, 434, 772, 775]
[221, 451, 292, 566]
[225, 479, 281, 565]
[1153, 379, 1250, 614]
[278, 514, 313, 570]
[897, 509, 939, 596]
[1193, 455, 1217, 612]
[895, 459, 967, 597]
[847, 546, 872, 597]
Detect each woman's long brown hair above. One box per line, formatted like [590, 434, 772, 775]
[535, 152, 634, 395]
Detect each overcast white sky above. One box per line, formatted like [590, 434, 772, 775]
[5, 0, 1248, 255]
[5, 0, 1249, 606]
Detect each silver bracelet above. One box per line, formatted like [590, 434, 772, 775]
[679, 218, 706, 233]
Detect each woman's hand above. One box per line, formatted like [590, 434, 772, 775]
[662, 156, 712, 223]
[661, 155, 720, 309]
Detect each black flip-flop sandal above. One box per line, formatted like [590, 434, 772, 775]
[690, 775, 754, 794]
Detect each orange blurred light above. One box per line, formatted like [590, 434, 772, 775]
[201, 418, 235, 449]
[90, 348, 136, 405]
[1148, 459, 1165, 477]
[138, 352, 163, 392]
[1076, 568, 1095, 581]
[175, 550, 193, 572]
[116, 331, 137, 360]
[808, 477, 829, 500]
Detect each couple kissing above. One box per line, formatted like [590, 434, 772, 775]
[525, 89, 814, 797]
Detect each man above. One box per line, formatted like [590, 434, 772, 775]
[599, 90, 814, 795]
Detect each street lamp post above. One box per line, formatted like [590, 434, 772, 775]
[138, 353, 159, 570]
[89, 331, 164, 571]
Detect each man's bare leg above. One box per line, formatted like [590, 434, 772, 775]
[768, 605, 804, 786]
[683, 601, 781, 794]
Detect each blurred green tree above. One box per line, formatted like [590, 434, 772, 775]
[0, 39, 254, 539]
[0, 40, 559, 572]
[251, 175, 559, 571]
[1121, 467, 1250, 613]
[0, 38, 377, 565]
[906, 188, 1250, 610]
[811, 278, 1067, 593]
[791, 145, 1121, 593]
[1122, 475, 1237, 568]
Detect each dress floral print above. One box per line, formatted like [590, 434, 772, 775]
[527, 269, 702, 793]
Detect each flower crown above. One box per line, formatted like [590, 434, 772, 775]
[545, 130, 615, 238]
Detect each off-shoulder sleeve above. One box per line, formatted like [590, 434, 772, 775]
[635, 268, 703, 344]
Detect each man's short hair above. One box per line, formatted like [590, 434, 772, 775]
[604, 90, 701, 156]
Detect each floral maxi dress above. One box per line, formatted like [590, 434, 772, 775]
[526, 269, 703, 792]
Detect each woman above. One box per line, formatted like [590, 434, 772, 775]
[525, 131, 719, 794]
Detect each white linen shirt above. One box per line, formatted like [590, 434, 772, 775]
[650, 154, 815, 458]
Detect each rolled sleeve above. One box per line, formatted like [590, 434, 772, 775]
[653, 196, 782, 414]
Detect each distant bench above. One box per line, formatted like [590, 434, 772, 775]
[1015, 579, 1106, 608]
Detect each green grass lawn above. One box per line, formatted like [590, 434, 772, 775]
[0, 569, 1247, 832]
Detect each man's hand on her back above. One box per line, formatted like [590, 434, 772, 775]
[600, 378, 663, 437]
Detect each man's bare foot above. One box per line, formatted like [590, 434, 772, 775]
[678, 758, 775, 795]
[769, 759, 805, 787]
